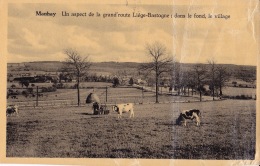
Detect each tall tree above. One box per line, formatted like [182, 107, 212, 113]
[186, 70, 196, 96]
[207, 59, 217, 100]
[63, 48, 91, 106]
[215, 66, 230, 96]
[193, 64, 207, 102]
[171, 62, 181, 95]
[139, 41, 173, 103]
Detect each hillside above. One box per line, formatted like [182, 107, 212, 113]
[7, 61, 141, 76]
[7, 61, 256, 79]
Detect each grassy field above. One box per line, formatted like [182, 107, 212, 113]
[222, 86, 256, 97]
[6, 100, 255, 159]
[8, 86, 201, 107]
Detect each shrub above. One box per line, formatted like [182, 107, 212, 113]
[22, 90, 29, 97]
[56, 83, 64, 89]
[41, 86, 57, 92]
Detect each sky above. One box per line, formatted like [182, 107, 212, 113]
[7, 2, 258, 65]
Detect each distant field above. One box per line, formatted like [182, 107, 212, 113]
[8, 61, 140, 75]
[222, 87, 256, 97]
[8, 87, 200, 108]
[7, 84, 256, 108]
[6, 100, 255, 159]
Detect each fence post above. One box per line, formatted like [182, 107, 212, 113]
[142, 86, 144, 103]
[106, 86, 108, 102]
[36, 86, 38, 107]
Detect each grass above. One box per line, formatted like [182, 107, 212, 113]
[7, 87, 200, 107]
[6, 100, 256, 159]
[222, 87, 256, 96]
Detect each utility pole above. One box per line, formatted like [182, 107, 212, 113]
[142, 87, 144, 103]
[36, 86, 38, 107]
[106, 86, 108, 102]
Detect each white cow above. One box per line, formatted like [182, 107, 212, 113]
[112, 103, 134, 118]
[176, 109, 201, 126]
[6, 105, 19, 116]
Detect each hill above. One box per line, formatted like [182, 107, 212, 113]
[7, 61, 256, 78]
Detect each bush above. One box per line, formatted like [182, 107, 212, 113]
[7, 89, 19, 95]
[129, 78, 134, 85]
[41, 86, 57, 92]
[22, 90, 29, 97]
[56, 83, 64, 89]
[203, 90, 211, 96]
[223, 94, 253, 100]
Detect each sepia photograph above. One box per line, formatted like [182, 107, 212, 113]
[2, 1, 259, 164]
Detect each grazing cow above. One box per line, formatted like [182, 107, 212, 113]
[112, 103, 134, 118]
[176, 109, 201, 126]
[6, 105, 19, 116]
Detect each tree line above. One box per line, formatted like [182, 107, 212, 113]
[139, 41, 232, 102]
[169, 61, 230, 102]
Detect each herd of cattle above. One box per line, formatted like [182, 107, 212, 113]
[6, 103, 201, 126]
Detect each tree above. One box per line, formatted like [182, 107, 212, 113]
[63, 48, 91, 106]
[19, 80, 30, 88]
[215, 66, 230, 96]
[192, 64, 207, 101]
[113, 77, 120, 87]
[129, 77, 134, 85]
[232, 81, 237, 87]
[139, 41, 173, 103]
[186, 71, 196, 96]
[170, 62, 181, 95]
[10, 84, 16, 89]
[207, 59, 217, 100]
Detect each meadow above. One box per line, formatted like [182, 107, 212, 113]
[7, 80, 256, 108]
[222, 86, 256, 97]
[7, 85, 201, 108]
[6, 100, 255, 159]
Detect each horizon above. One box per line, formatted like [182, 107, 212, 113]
[6, 60, 257, 67]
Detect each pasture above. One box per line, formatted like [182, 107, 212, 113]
[6, 100, 255, 159]
[7, 87, 201, 108]
[222, 86, 256, 97]
[7, 81, 256, 108]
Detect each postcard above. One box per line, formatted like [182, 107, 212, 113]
[0, 0, 259, 165]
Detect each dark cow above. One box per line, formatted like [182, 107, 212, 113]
[6, 105, 19, 116]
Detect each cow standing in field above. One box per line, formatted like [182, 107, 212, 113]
[176, 109, 201, 126]
[112, 103, 134, 118]
[6, 105, 19, 116]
